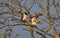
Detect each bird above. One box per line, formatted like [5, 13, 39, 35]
[21, 12, 28, 23]
[29, 16, 38, 26]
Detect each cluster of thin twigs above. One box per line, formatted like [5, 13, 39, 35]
[0, 0, 60, 38]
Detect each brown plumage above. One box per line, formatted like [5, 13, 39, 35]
[21, 12, 28, 22]
[29, 16, 38, 25]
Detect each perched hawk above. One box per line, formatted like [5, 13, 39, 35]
[29, 16, 38, 26]
[21, 12, 28, 22]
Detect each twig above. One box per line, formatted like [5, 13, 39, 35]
[45, 0, 59, 38]
[29, 26, 34, 38]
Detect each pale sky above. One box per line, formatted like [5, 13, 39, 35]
[0, 0, 60, 38]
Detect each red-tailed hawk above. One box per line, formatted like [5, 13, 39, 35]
[29, 16, 38, 26]
[21, 12, 28, 22]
